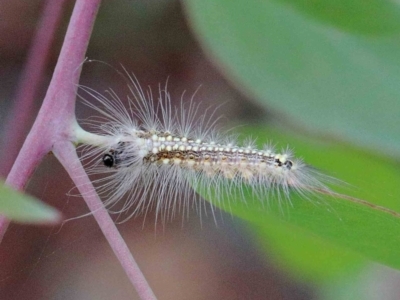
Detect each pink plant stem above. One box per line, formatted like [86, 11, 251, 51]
[0, 0, 67, 176]
[54, 141, 157, 300]
[0, 0, 68, 242]
[0, 1, 157, 298]
[0, 0, 100, 241]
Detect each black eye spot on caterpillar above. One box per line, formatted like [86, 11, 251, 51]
[103, 154, 114, 168]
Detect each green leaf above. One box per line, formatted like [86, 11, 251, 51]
[183, 0, 400, 155]
[277, 0, 400, 35]
[0, 181, 60, 224]
[249, 215, 366, 281]
[197, 126, 400, 281]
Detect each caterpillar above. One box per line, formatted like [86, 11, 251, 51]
[77, 73, 331, 223]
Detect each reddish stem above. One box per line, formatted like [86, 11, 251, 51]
[0, 0, 100, 239]
[0, 0, 67, 176]
[54, 141, 157, 300]
[3, 0, 101, 189]
[0, 1, 158, 298]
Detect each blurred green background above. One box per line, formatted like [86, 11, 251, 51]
[1, 0, 400, 299]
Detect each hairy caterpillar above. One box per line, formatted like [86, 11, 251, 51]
[77, 73, 332, 222]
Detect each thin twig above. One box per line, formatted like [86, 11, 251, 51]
[0, 1, 158, 298]
[0, 0, 101, 240]
[0, 0, 67, 176]
[54, 141, 157, 300]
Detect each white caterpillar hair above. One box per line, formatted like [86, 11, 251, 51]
[77, 73, 332, 223]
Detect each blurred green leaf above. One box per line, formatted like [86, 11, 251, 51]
[278, 0, 400, 35]
[250, 214, 365, 281]
[0, 181, 60, 224]
[183, 0, 400, 155]
[197, 126, 400, 281]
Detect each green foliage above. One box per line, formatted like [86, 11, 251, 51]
[0, 181, 59, 223]
[183, 0, 400, 288]
[199, 126, 400, 281]
[183, 0, 400, 156]
[278, 0, 400, 35]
